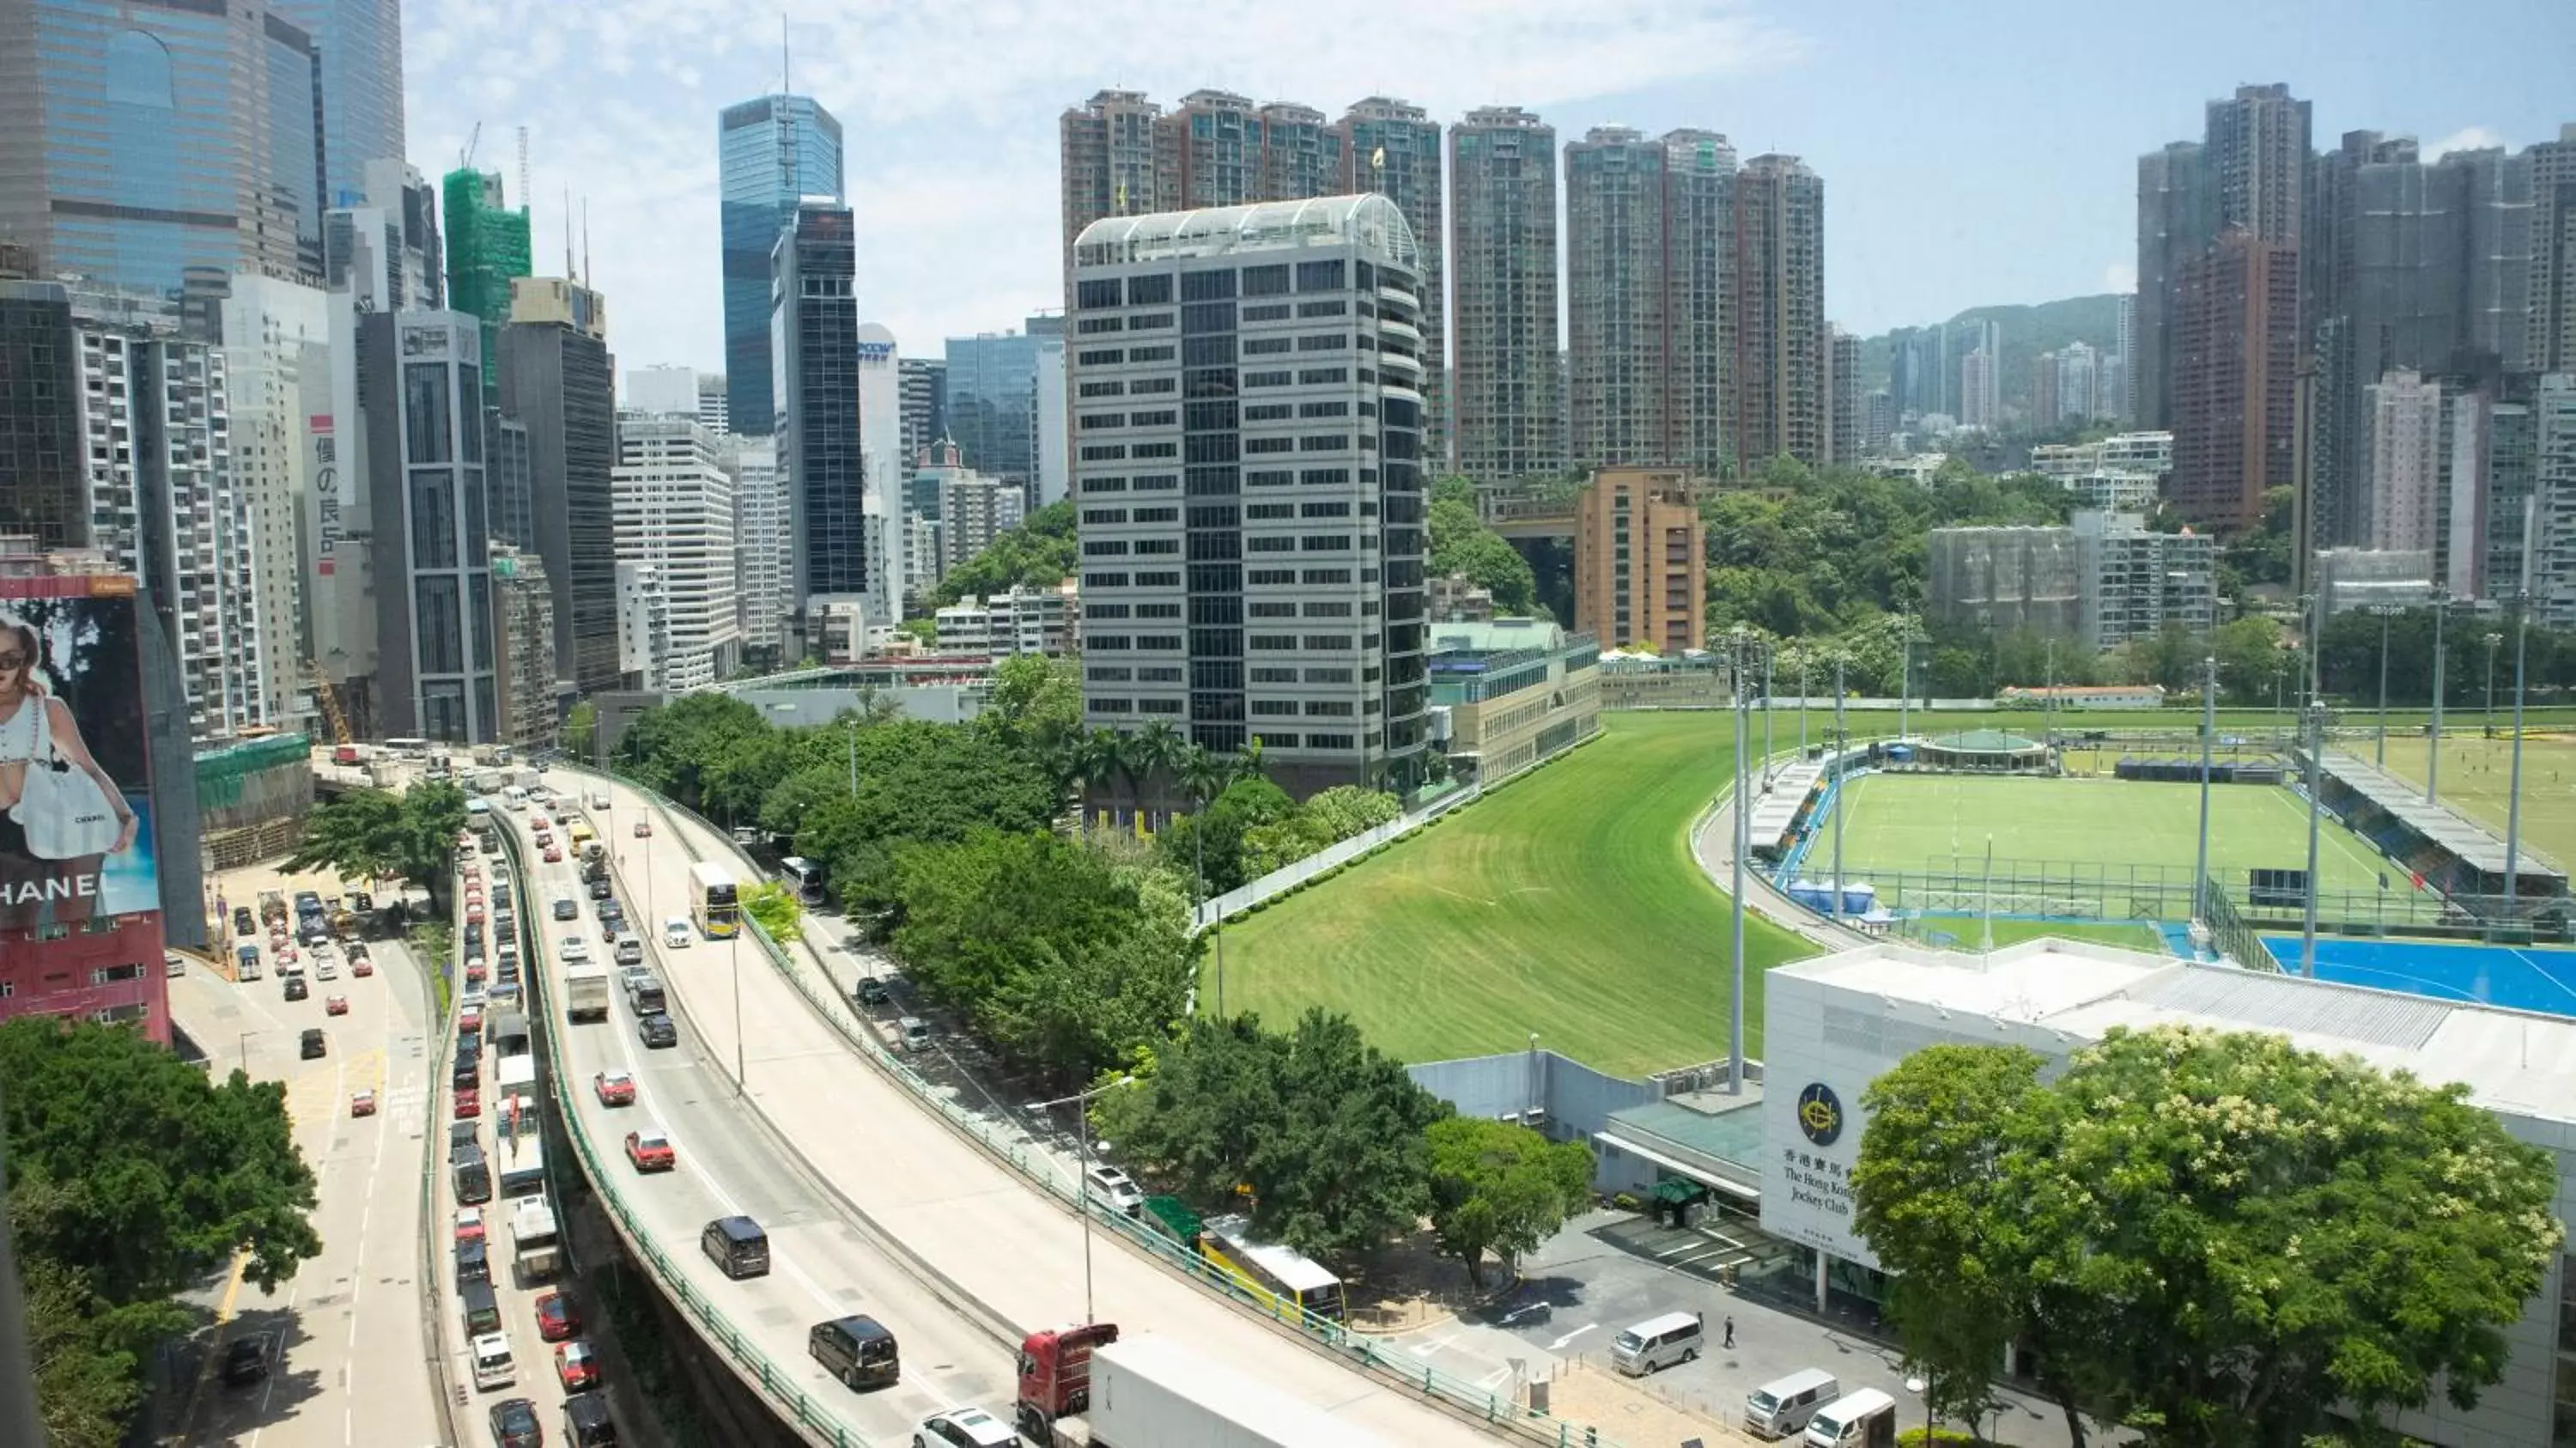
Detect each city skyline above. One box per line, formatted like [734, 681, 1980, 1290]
[401, 1, 2574, 374]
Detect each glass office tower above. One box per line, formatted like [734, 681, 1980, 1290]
[719, 94, 844, 435]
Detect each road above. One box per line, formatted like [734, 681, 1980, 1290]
[573, 773, 1519, 1445]
[501, 795, 1024, 1445]
[164, 933, 444, 1448]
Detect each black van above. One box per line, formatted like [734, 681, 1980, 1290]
[459, 1278, 501, 1336]
[453, 1145, 492, 1206]
[807, 1315, 898, 1391]
[456, 1236, 489, 1285]
[699, 1217, 769, 1280]
[561, 1390, 618, 1446]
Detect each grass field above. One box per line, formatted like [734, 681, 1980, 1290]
[2376, 732, 2576, 872]
[1219, 713, 1813, 1077]
[1828, 774, 2399, 892]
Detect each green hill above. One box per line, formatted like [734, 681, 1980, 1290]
[1857, 293, 2125, 419]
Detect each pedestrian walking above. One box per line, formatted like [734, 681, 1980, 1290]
[1722, 1315, 1735, 1349]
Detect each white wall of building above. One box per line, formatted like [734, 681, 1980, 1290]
[726, 436, 787, 659]
[219, 274, 331, 732]
[624, 363, 702, 417]
[1034, 330, 1069, 508]
[858, 323, 905, 629]
[613, 415, 741, 691]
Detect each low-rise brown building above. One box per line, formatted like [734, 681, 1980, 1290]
[1574, 468, 1705, 654]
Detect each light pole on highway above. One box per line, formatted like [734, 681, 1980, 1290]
[2427, 588, 2448, 803]
[730, 933, 746, 1096]
[1027, 1076, 1137, 1325]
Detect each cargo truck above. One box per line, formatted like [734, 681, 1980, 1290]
[497, 1136, 545, 1197]
[1015, 1325, 1391, 1447]
[562, 964, 611, 1023]
[258, 889, 288, 925]
[510, 1197, 562, 1284]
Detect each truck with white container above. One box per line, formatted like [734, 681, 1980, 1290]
[1014, 1324, 1391, 1447]
[562, 963, 611, 1022]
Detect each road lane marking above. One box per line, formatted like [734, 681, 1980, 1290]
[1547, 1323, 1598, 1350]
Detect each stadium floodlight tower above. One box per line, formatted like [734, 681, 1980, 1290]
[2194, 654, 2215, 926]
[1727, 626, 1764, 1094]
[2366, 602, 2405, 766]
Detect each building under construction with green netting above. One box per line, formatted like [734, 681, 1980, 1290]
[441, 167, 531, 392]
[195, 733, 315, 869]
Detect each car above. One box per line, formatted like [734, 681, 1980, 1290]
[558, 936, 590, 964]
[460, 1006, 484, 1035]
[220, 1333, 272, 1387]
[555, 1338, 600, 1392]
[1083, 1163, 1146, 1217]
[315, 956, 339, 981]
[897, 1016, 932, 1052]
[633, 818, 652, 837]
[542, 844, 562, 863]
[274, 944, 298, 965]
[592, 1069, 635, 1107]
[624, 1129, 675, 1172]
[534, 1290, 580, 1342]
[165, 952, 185, 977]
[233, 906, 257, 935]
[300, 1027, 326, 1059]
[487, 1396, 542, 1448]
[636, 1013, 677, 1049]
[855, 976, 890, 1007]
[282, 975, 309, 1002]
[662, 917, 691, 949]
[449, 1120, 479, 1160]
[455, 1205, 484, 1245]
[350, 955, 374, 978]
[454, 1086, 482, 1117]
[914, 1406, 1018, 1448]
[325, 994, 351, 1017]
[466, 903, 487, 927]
[586, 877, 612, 901]
[465, 961, 486, 987]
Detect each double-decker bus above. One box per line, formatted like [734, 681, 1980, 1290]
[689, 861, 740, 939]
[780, 855, 827, 906]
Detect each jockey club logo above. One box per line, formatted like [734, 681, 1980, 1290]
[1796, 1081, 1844, 1148]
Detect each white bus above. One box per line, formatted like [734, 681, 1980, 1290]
[382, 737, 431, 759]
[780, 855, 826, 906]
[689, 861, 740, 939]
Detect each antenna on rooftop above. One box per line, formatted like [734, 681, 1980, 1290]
[563, 186, 574, 277]
[782, 12, 791, 94]
[516, 126, 530, 210]
[582, 198, 592, 288]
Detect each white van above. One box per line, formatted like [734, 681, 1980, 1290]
[1610, 1311, 1705, 1376]
[1803, 1386, 1896, 1448]
[1746, 1368, 1840, 1439]
[470, 1331, 515, 1390]
[613, 934, 644, 967]
[587, 790, 611, 812]
[501, 786, 529, 811]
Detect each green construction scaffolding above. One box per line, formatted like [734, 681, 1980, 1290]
[441, 167, 532, 397]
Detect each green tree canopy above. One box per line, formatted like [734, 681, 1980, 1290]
[738, 879, 802, 941]
[930, 501, 1078, 608]
[890, 829, 1194, 1081]
[1428, 496, 1539, 614]
[1853, 1025, 2563, 1447]
[283, 781, 468, 905]
[1425, 1116, 1595, 1286]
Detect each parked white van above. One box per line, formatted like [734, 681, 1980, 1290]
[1803, 1386, 1896, 1448]
[470, 1331, 515, 1390]
[1746, 1367, 1840, 1439]
[1609, 1310, 1705, 1376]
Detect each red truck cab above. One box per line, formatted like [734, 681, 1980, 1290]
[332, 744, 361, 765]
[1014, 1323, 1120, 1441]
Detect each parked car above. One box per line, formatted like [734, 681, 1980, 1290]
[454, 1085, 481, 1117]
[220, 1334, 272, 1387]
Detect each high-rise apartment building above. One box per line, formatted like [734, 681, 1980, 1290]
[1573, 469, 1705, 654]
[1340, 98, 1445, 463]
[1734, 154, 1828, 467]
[772, 201, 874, 627]
[2528, 125, 2576, 373]
[442, 168, 532, 399]
[696, 374, 730, 435]
[2113, 293, 2137, 421]
[499, 277, 620, 696]
[360, 309, 495, 742]
[487, 545, 557, 753]
[2134, 143, 2210, 430]
[939, 470, 1025, 575]
[1449, 106, 1563, 488]
[858, 322, 906, 623]
[2361, 369, 2444, 553]
[718, 93, 844, 435]
[0, 0, 343, 293]
[612, 413, 742, 691]
[218, 275, 332, 731]
[725, 435, 787, 663]
[1258, 102, 1342, 204]
[1564, 127, 1735, 475]
[899, 358, 947, 462]
[1069, 195, 1430, 796]
[2535, 375, 2576, 626]
[1959, 347, 2000, 429]
[2171, 230, 2300, 529]
[1825, 326, 1862, 465]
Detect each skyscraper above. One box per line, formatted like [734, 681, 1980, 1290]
[0, 1, 334, 294]
[360, 308, 495, 742]
[2172, 229, 2299, 529]
[499, 277, 619, 696]
[2134, 142, 2210, 429]
[2522, 125, 2576, 374]
[1959, 347, 2000, 429]
[441, 167, 532, 396]
[1449, 106, 1563, 488]
[1825, 326, 1862, 464]
[612, 413, 740, 691]
[624, 363, 704, 417]
[2361, 368, 2443, 553]
[1564, 126, 1735, 475]
[1734, 154, 1828, 468]
[772, 201, 872, 623]
[1339, 98, 1445, 465]
[899, 357, 948, 462]
[1069, 195, 1430, 796]
[945, 329, 1046, 492]
[719, 94, 845, 435]
[271, 0, 406, 207]
[858, 321, 906, 620]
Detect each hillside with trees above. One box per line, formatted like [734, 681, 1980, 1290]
[928, 499, 1077, 609]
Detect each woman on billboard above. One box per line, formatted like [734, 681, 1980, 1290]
[0, 609, 141, 932]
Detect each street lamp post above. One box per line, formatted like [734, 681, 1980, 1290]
[2428, 591, 2447, 804]
[2370, 604, 2400, 766]
[2506, 593, 2530, 917]
[2484, 631, 2502, 738]
[1831, 654, 1847, 923]
[730, 933, 745, 1095]
[2194, 654, 2215, 923]
[1028, 1077, 1137, 1326]
[1728, 630, 1753, 1094]
[2302, 698, 2326, 977]
[1761, 651, 1775, 788]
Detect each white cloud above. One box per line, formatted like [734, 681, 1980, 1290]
[2423, 125, 2505, 161]
[403, 0, 1807, 373]
[2102, 261, 2136, 295]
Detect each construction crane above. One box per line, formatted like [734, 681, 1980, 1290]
[306, 660, 352, 746]
[459, 120, 482, 171]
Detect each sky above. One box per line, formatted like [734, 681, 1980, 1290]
[403, 0, 2576, 379]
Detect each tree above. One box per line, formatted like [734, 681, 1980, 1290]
[930, 501, 1078, 607]
[560, 699, 598, 760]
[1428, 496, 1539, 613]
[890, 829, 1194, 1081]
[283, 782, 468, 909]
[1425, 1117, 1594, 1287]
[739, 880, 803, 940]
[1853, 1025, 2562, 1448]
[24, 1258, 137, 1448]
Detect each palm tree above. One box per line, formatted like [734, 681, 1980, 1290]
[1086, 727, 1136, 830]
[1228, 735, 1267, 788]
[1176, 744, 1226, 901]
[1128, 720, 1187, 828]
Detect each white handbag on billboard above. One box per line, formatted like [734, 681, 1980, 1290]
[11, 697, 121, 861]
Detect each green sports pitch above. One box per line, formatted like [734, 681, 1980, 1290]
[1824, 774, 2397, 892]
